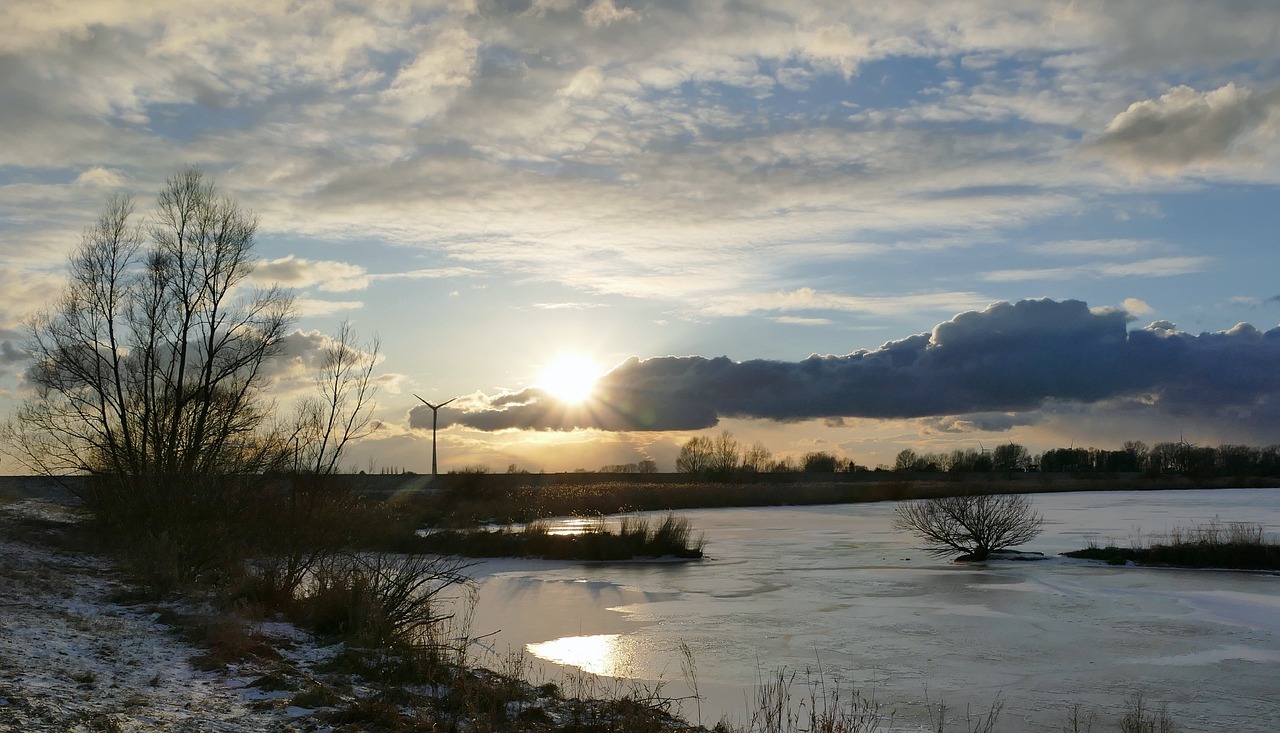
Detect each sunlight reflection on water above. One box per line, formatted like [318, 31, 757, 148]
[526, 633, 637, 676]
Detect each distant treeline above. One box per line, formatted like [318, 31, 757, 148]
[653, 432, 1280, 479]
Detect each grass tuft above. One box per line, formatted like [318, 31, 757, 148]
[1064, 521, 1280, 570]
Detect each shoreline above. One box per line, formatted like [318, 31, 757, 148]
[7, 473, 1279, 525]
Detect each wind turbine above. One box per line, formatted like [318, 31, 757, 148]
[414, 395, 457, 476]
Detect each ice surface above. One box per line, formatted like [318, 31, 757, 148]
[472, 489, 1280, 731]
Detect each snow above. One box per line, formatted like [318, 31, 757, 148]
[0, 497, 696, 733]
[0, 499, 332, 732]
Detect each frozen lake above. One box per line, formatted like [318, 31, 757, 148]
[465, 489, 1280, 731]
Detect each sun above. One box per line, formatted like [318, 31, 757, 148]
[538, 353, 602, 403]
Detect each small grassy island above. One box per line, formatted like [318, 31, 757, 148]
[401, 513, 706, 561]
[1064, 522, 1280, 571]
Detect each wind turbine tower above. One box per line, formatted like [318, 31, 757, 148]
[414, 395, 457, 476]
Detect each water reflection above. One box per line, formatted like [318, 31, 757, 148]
[526, 633, 634, 676]
[539, 517, 608, 536]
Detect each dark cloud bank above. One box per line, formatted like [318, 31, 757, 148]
[411, 299, 1280, 435]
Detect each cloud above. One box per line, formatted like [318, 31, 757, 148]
[1027, 239, 1158, 257]
[255, 256, 370, 292]
[293, 298, 366, 317]
[1085, 83, 1279, 175]
[583, 0, 640, 29]
[253, 256, 479, 293]
[807, 24, 871, 79]
[1122, 298, 1153, 316]
[384, 25, 482, 123]
[982, 256, 1212, 282]
[773, 316, 834, 326]
[4, 0, 1280, 331]
[73, 166, 127, 188]
[0, 341, 28, 366]
[0, 268, 65, 330]
[261, 327, 382, 388]
[425, 299, 1280, 432]
[919, 412, 1042, 434]
[527, 302, 606, 310]
[559, 66, 606, 99]
[701, 289, 993, 319]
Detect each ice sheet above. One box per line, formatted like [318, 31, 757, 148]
[474, 489, 1280, 731]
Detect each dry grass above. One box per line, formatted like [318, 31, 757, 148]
[406, 512, 706, 560]
[1065, 521, 1280, 570]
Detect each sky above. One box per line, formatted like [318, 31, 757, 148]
[2, 0, 1280, 473]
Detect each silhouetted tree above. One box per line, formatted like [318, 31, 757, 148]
[943, 447, 994, 473]
[894, 492, 1044, 561]
[5, 168, 293, 488]
[992, 443, 1030, 472]
[676, 435, 715, 473]
[709, 430, 741, 474]
[742, 441, 772, 473]
[287, 320, 380, 475]
[895, 448, 938, 472]
[802, 451, 838, 472]
[769, 456, 798, 473]
[894, 449, 920, 472]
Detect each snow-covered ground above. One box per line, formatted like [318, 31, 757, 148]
[0, 497, 693, 733]
[0, 498, 339, 732]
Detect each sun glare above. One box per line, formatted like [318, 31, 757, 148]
[526, 634, 628, 676]
[538, 353, 602, 403]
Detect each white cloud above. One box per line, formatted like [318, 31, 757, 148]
[560, 66, 606, 99]
[262, 327, 383, 395]
[254, 256, 370, 292]
[1028, 239, 1159, 258]
[1085, 83, 1279, 176]
[383, 25, 480, 122]
[293, 298, 366, 317]
[702, 289, 992, 319]
[2, 0, 1279, 337]
[0, 268, 65, 331]
[982, 256, 1212, 282]
[526, 0, 576, 17]
[807, 24, 871, 79]
[583, 0, 640, 29]
[773, 316, 834, 326]
[72, 166, 127, 188]
[1122, 298, 1153, 316]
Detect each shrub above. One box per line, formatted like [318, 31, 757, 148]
[304, 551, 474, 648]
[893, 491, 1043, 561]
[1119, 692, 1177, 733]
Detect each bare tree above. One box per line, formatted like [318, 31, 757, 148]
[676, 435, 714, 473]
[709, 430, 741, 474]
[894, 448, 921, 472]
[893, 492, 1044, 561]
[287, 321, 381, 475]
[742, 441, 772, 473]
[4, 168, 293, 492]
